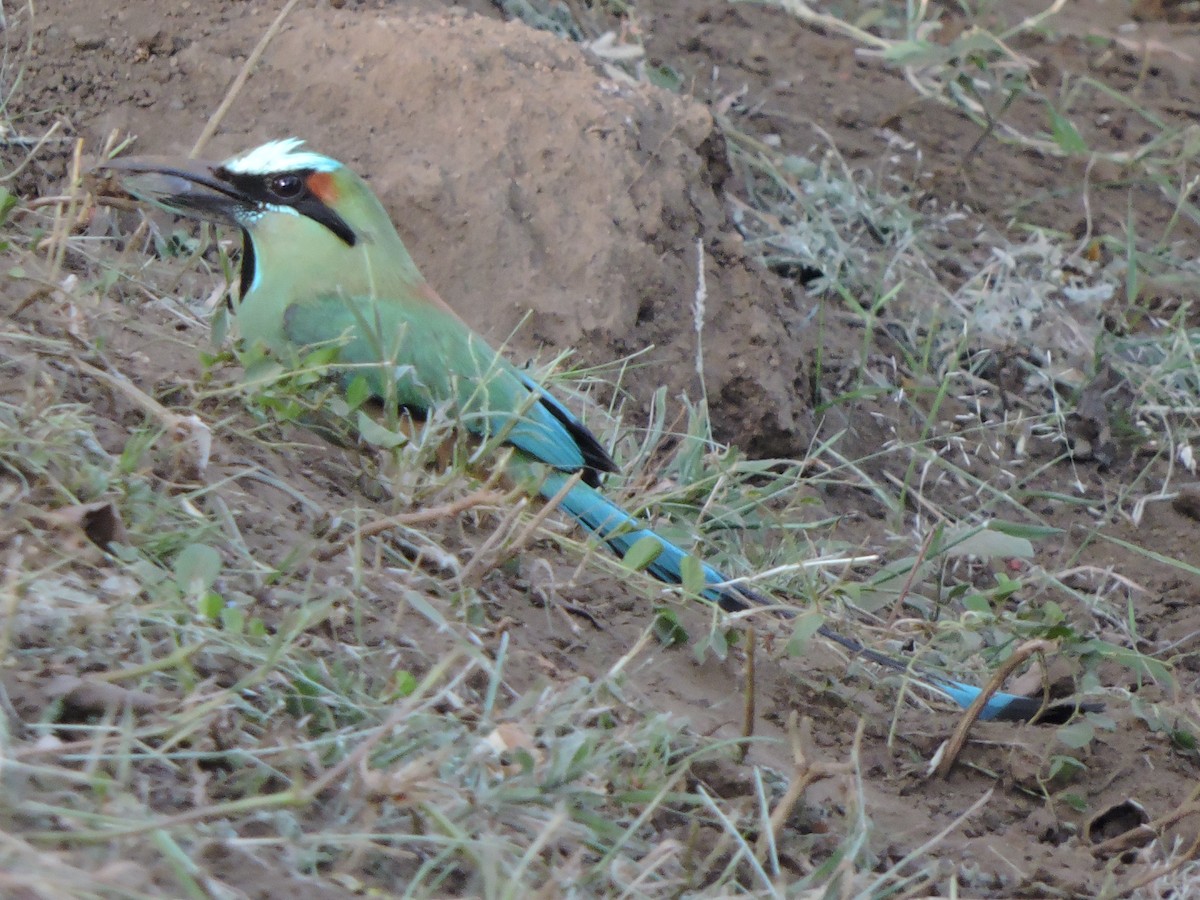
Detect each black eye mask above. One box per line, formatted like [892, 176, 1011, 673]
[214, 167, 358, 248]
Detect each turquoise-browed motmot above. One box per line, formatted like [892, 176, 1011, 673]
[105, 139, 1093, 723]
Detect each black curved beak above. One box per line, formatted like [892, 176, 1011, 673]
[98, 156, 247, 226]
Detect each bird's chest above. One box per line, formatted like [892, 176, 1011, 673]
[232, 287, 295, 360]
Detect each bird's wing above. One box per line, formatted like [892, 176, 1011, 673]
[279, 291, 595, 473]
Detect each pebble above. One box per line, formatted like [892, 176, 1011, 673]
[68, 25, 105, 51]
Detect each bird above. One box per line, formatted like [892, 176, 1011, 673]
[102, 138, 1093, 724]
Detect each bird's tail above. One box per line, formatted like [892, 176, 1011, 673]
[538, 470, 1091, 724]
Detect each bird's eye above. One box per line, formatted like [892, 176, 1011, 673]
[267, 173, 305, 200]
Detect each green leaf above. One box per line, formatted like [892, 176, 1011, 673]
[985, 520, 1061, 540]
[356, 410, 408, 449]
[653, 608, 688, 646]
[300, 344, 341, 369]
[1056, 719, 1095, 750]
[197, 590, 224, 620]
[1171, 729, 1197, 752]
[623, 536, 664, 573]
[511, 747, 537, 775]
[942, 525, 1034, 560]
[286, 669, 323, 717]
[961, 593, 991, 615]
[241, 354, 285, 389]
[220, 604, 245, 633]
[345, 375, 371, 411]
[1125, 205, 1139, 304]
[1038, 600, 1066, 624]
[880, 39, 945, 66]
[695, 626, 729, 662]
[646, 64, 683, 93]
[1047, 104, 1088, 154]
[869, 554, 934, 588]
[1059, 791, 1088, 812]
[392, 670, 418, 698]
[210, 305, 230, 348]
[990, 573, 1023, 602]
[785, 611, 825, 656]
[1079, 638, 1172, 685]
[1047, 754, 1086, 780]
[680, 555, 705, 596]
[0, 188, 16, 226]
[175, 544, 222, 595]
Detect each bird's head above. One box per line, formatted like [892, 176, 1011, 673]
[102, 139, 417, 296]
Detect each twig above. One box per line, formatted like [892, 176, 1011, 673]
[455, 494, 528, 589]
[1115, 827, 1200, 897]
[316, 488, 507, 561]
[0, 120, 62, 183]
[754, 712, 856, 859]
[692, 237, 712, 437]
[45, 138, 85, 281]
[492, 469, 583, 566]
[190, 0, 304, 158]
[736, 625, 756, 765]
[886, 524, 938, 626]
[934, 638, 1056, 777]
[1094, 784, 1200, 858]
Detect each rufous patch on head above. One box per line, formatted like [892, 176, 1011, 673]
[305, 170, 339, 205]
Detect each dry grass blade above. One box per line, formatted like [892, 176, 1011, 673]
[316, 487, 508, 561]
[190, 0, 304, 157]
[754, 712, 857, 861]
[934, 639, 1059, 778]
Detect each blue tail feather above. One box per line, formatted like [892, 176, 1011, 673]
[539, 471, 1093, 725]
[541, 471, 741, 609]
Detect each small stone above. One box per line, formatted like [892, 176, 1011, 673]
[134, 27, 180, 57]
[68, 25, 105, 51]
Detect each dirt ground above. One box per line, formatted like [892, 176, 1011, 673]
[9, 0, 1200, 895]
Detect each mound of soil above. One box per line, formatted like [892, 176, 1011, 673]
[28, 2, 815, 458]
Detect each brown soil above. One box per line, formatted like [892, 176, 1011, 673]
[9, 0, 1200, 895]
